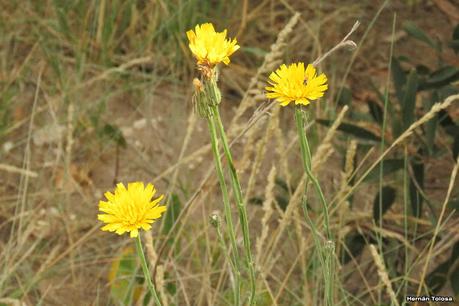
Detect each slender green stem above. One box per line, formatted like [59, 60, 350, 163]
[294, 108, 331, 239]
[212, 105, 256, 305]
[135, 235, 162, 306]
[212, 214, 240, 304]
[294, 107, 334, 306]
[207, 114, 241, 306]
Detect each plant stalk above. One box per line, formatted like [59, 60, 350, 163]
[207, 114, 242, 306]
[294, 107, 334, 306]
[212, 105, 256, 305]
[135, 235, 162, 306]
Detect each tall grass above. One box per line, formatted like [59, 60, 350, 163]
[1, 1, 458, 305]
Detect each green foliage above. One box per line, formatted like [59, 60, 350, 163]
[372, 186, 396, 222]
[364, 159, 404, 182]
[162, 193, 182, 247]
[426, 241, 459, 296]
[403, 21, 440, 51]
[97, 123, 127, 148]
[109, 247, 141, 305]
[335, 22, 459, 302]
[316, 119, 381, 142]
[340, 232, 367, 265]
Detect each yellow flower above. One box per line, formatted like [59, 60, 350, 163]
[98, 182, 166, 238]
[186, 23, 240, 67]
[265, 62, 328, 106]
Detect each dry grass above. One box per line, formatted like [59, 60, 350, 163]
[1, 1, 458, 305]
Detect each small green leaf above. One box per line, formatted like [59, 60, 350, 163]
[162, 193, 181, 236]
[425, 92, 439, 154]
[109, 247, 141, 305]
[340, 232, 367, 265]
[453, 23, 459, 40]
[373, 186, 396, 222]
[449, 40, 459, 53]
[401, 69, 419, 129]
[367, 99, 384, 124]
[275, 177, 290, 193]
[426, 261, 449, 295]
[364, 159, 405, 182]
[336, 86, 352, 106]
[403, 21, 439, 50]
[316, 119, 381, 142]
[391, 57, 407, 104]
[415, 64, 431, 75]
[409, 156, 424, 218]
[249, 196, 263, 206]
[451, 266, 459, 297]
[99, 123, 127, 148]
[451, 24, 459, 53]
[421, 66, 459, 90]
[447, 197, 459, 211]
[453, 135, 459, 160]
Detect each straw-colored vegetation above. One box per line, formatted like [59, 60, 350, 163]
[1, 1, 458, 305]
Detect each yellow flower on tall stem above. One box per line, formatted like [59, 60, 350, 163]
[265, 62, 334, 305]
[266, 62, 328, 106]
[187, 22, 257, 305]
[98, 181, 166, 306]
[187, 23, 239, 76]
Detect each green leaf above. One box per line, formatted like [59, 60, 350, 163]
[373, 186, 396, 222]
[451, 266, 459, 297]
[336, 86, 352, 106]
[340, 232, 367, 265]
[401, 69, 419, 130]
[453, 135, 459, 160]
[162, 193, 181, 236]
[427, 240, 459, 296]
[403, 21, 439, 50]
[426, 261, 450, 295]
[415, 64, 431, 75]
[316, 119, 381, 142]
[447, 197, 459, 211]
[449, 241, 459, 296]
[451, 24, 459, 53]
[109, 247, 140, 305]
[367, 99, 384, 124]
[409, 156, 424, 218]
[248, 196, 263, 206]
[453, 23, 459, 40]
[99, 123, 127, 148]
[364, 159, 405, 182]
[425, 92, 439, 154]
[420, 66, 459, 90]
[275, 177, 290, 193]
[391, 57, 407, 104]
[449, 40, 459, 53]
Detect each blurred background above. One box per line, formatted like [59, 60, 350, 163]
[0, 0, 458, 305]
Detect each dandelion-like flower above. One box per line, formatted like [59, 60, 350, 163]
[186, 23, 240, 68]
[98, 182, 166, 238]
[265, 62, 328, 106]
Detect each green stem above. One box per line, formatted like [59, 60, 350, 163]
[213, 214, 240, 303]
[294, 107, 334, 306]
[207, 115, 241, 306]
[135, 235, 162, 306]
[294, 107, 331, 239]
[212, 105, 256, 305]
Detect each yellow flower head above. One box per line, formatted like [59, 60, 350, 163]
[186, 23, 240, 67]
[98, 182, 166, 238]
[265, 62, 328, 107]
